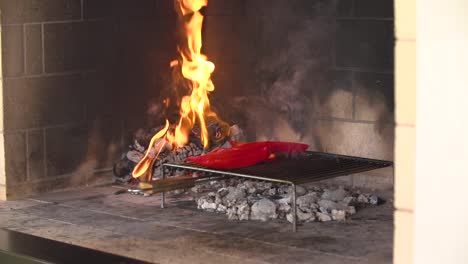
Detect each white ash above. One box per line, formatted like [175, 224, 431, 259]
[194, 179, 384, 223]
[251, 198, 278, 221]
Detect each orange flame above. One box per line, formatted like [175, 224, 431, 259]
[132, 0, 222, 180]
[132, 120, 170, 179]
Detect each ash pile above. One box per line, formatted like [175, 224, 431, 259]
[194, 179, 384, 223]
[113, 123, 244, 183]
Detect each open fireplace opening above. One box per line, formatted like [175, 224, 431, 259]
[0, 0, 407, 263]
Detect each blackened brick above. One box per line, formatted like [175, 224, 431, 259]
[0, 0, 81, 24]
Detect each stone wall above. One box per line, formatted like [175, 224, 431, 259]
[0, 0, 175, 199]
[320, 0, 394, 188]
[393, 0, 415, 262]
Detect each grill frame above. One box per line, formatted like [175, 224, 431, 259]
[161, 151, 393, 232]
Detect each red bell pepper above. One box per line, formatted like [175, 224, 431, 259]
[187, 144, 271, 169]
[186, 141, 308, 169]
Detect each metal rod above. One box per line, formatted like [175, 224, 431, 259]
[163, 163, 294, 184]
[292, 183, 297, 232]
[305, 151, 393, 165]
[161, 169, 166, 209]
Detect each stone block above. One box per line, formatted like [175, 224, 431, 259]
[46, 125, 88, 177]
[204, 0, 246, 16]
[119, 18, 175, 63]
[306, 120, 394, 161]
[313, 71, 354, 119]
[0, 185, 5, 200]
[27, 130, 46, 180]
[84, 0, 164, 18]
[352, 167, 394, 190]
[210, 63, 234, 98]
[5, 175, 84, 199]
[395, 0, 416, 40]
[335, 20, 394, 71]
[353, 0, 394, 18]
[114, 0, 156, 17]
[313, 70, 354, 119]
[1, 25, 24, 77]
[394, 125, 415, 210]
[154, 0, 176, 18]
[319, 90, 354, 119]
[203, 16, 235, 64]
[210, 62, 257, 100]
[43, 20, 113, 72]
[230, 15, 259, 64]
[85, 118, 124, 170]
[395, 40, 416, 125]
[0, 0, 81, 24]
[82, 0, 112, 19]
[4, 132, 27, 185]
[249, 0, 324, 17]
[336, 0, 394, 18]
[394, 210, 413, 264]
[83, 71, 116, 120]
[0, 135, 5, 186]
[317, 175, 353, 187]
[354, 72, 394, 122]
[4, 74, 86, 130]
[335, 0, 353, 17]
[25, 24, 43, 74]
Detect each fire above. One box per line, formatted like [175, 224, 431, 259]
[132, 0, 223, 180]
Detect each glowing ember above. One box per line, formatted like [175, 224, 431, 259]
[132, 0, 225, 180]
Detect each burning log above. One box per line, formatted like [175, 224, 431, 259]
[113, 123, 240, 184]
[114, 0, 237, 184]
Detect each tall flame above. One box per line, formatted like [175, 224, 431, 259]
[132, 0, 222, 180]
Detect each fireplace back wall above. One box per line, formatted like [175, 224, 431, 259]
[0, 0, 394, 199]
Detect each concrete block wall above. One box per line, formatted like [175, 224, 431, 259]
[393, 0, 416, 262]
[0, 0, 174, 199]
[322, 0, 394, 189]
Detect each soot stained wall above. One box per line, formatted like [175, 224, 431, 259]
[204, 0, 394, 189]
[0, 0, 176, 198]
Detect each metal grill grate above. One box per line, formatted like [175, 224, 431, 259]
[163, 151, 393, 185]
[160, 151, 393, 232]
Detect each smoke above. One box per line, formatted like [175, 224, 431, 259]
[242, 1, 335, 141]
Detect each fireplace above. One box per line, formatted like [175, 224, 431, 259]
[0, 0, 403, 263]
[2, 1, 467, 263]
[0, 0, 394, 199]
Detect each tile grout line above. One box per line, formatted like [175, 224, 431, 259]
[41, 23, 45, 73]
[23, 24, 27, 74]
[25, 131, 30, 181]
[351, 71, 357, 120]
[21, 191, 366, 262]
[4, 69, 99, 80]
[3, 18, 105, 27]
[43, 128, 47, 178]
[80, 0, 84, 21]
[3, 213, 270, 264]
[24, 193, 362, 261]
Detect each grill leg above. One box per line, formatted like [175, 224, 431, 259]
[161, 169, 166, 209]
[292, 184, 297, 232]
